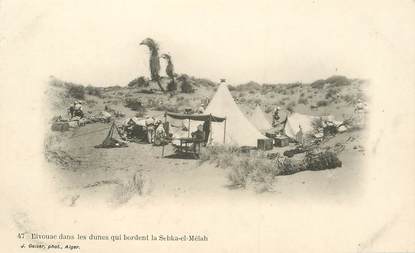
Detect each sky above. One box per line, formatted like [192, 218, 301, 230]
[1, 0, 414, 86]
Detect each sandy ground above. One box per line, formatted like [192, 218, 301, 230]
[46, 120, 366, 209]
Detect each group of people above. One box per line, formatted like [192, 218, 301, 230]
[68, 101, 84, 119]
[122, 116, 168, 146]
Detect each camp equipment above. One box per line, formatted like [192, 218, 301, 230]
[165, 112, 226, 158]
[257, 138, 273, 151]
[51, 122, 70, 132]
[95, 122, 128, 148]
[274, 136, 290, 147]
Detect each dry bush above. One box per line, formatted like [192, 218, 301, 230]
[67, 84, 85, 99]
[311, 79, 326, 89]
[325, 88, 338, 100]
[316, 100, 328, 107]
[128, 76, 149, 88]
[114, 171, 146, 204]
[298, 97, 308, 105]
[201, 147, 277, 192]
[199, 145, 242, 168]
[125, 98, 145, 110]
[85, 85, 103, 97]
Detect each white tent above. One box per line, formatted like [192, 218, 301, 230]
[202, 84, 265, 146]
[250, 106, 271, 131]
[284, 112, 344, 139]
[284, 112, 320, 139]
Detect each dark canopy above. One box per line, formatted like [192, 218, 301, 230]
[165, 112, 225, 122]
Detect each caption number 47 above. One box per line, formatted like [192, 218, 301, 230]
[18, 233, 25, 239]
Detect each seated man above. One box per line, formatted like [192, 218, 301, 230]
[191, 124, 205, 154]
[153, 121, 167, 146]
[191, 124, 205, 142]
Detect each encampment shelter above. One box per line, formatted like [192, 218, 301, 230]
[250, 105, 272, 131]
[199, 84, 266, 146]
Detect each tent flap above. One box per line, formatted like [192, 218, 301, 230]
[166, 112, 225, 122]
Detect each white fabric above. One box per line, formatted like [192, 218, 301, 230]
[284, 112, 344, 138]
[199, 84, 265, 146]
[250, 106, 271, 131]
[284, 112, 320, 139]
[99, 111, 111, 119]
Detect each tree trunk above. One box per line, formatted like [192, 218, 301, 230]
[155, 79, 166, 92]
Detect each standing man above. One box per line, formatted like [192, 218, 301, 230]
[272, 106, 281, 127]
[145, 117, 155, 143]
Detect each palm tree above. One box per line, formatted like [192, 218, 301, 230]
[139, 38, 165, 92]
[161, 53, 177, 92]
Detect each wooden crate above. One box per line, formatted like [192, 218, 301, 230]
[274, 136, 290, 147]
[257, 138, 273, 151]
[51, 122, 70, 132]
[265, 132, 276, 139]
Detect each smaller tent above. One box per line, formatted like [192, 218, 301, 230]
[250, 106, 271, 131]
[284, 113, 320, 139]
[96, 111, 112, 123]
[123, 117, 146, 127]
[95, 122, 128, 148]
[284, 112, 345, 139]
[166, 112, 226, 146]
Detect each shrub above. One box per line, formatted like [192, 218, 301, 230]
[199, 145, 242, 168]
[298, 97, 308, 105]
[194, 78, 216, 87]
[326, 75, 350, 87]
[125, 98, 146, 114]
[287, 101, 296, 112]
[325, 88, 338, 100]
[114, 171, 147, 204]
[128, 76, 149, 88]
[341, 94, 354, 104]
[311, 79, 326, 89]
[178, 75, 194, 93]
[167, 79, 177, 92]
[85, 85, 102, 97]
[253, 98, 262, 104]
[85, 99, 97, 106]
[316, 100, 328, 107]
[154, 102, 179, 113]
[200, 146, 277, 192]
[286, 82, 301, 89]
[67, 84, 85, 99]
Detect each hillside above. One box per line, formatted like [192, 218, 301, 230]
[47, 75, 369, 123]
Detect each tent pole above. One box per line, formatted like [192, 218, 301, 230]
[209, 114, 212, 145]
[187, 118, 190, 137]
[223, 118, 227, 144]
[162, 112, 166, 158]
